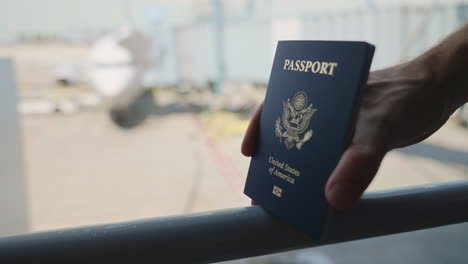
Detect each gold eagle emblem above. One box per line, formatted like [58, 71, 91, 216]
[275, 91, 317, 150]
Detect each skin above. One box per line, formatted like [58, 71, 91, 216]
[242, 23, 468, 209]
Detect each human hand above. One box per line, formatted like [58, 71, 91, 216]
[242, 59, 457, 209]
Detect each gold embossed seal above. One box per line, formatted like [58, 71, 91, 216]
[275, 91, 317, 150]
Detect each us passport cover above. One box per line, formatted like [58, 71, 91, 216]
[244, 41, 375, 238]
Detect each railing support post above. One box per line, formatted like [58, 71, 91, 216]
[0, 58, 28, 236]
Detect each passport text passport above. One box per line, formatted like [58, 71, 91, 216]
[244, 41, 375, 238]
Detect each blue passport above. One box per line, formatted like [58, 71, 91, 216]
[244, 41, 374, 238]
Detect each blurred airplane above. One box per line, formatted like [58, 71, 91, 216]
[88, 27, 154, 128]
[53, 27, 155, 128]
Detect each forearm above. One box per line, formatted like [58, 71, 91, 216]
[418, 23, 468, 110]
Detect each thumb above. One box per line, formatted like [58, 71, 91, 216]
[325, 144, 385, 209]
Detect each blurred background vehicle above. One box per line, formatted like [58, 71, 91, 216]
[0, 0, 467, 263]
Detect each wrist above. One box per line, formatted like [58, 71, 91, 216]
[419, 24, 468, 110]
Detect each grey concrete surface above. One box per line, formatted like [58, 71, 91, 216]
[20, 111, 248, 231]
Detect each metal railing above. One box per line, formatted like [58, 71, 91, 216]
[1, 180, 468, 264]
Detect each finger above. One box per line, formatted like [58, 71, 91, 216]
[325, 144, 385, 209]
[241, 102, 264, 157]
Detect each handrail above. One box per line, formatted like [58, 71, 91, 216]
[1, 180, 468, 264]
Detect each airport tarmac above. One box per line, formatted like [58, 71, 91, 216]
[19, 104, 468, 232]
